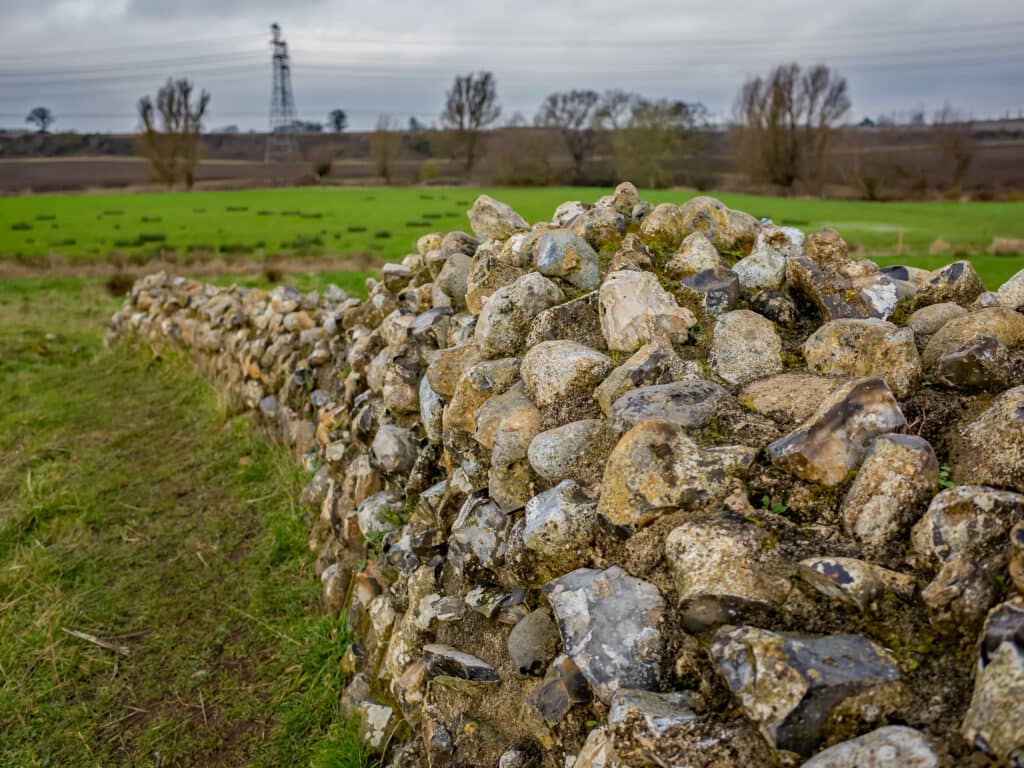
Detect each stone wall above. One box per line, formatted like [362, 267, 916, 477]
[108, 184, 1024, 768]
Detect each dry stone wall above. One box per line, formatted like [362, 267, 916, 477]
[108, 184, 1024, 768]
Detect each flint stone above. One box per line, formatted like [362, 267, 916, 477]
[665, 513, 793, 630]
[799, 726, 940, 768]
[553, 200, 589, 226]
[920, 553, 996, 626]
[381, 262, 412, 292]
[708, 309, 784, 386]
[475, 383, 542, 463]
[909, 485, 1024, 569]
[638, 203, 686, 250]
[525, 654, 591, 725]
[569, 205, 626, 251]
[610, 232, 654, 271]
[357, 491, 403, 537]
[435, 252, 473, 309]
[607, 689, 775, 768]
[448, 493, 513, 581]
[739, 372, 845, 424]
[803, 319, 921, 398]
[594, 341, 702, 415]
[520, 340, 612, 409]
[426, 343, 483, 398]
[921, 308, 1024, 369]
[933, 334, 1020, 392]
[532, 230, 601, 290]
[955, 385, 1024, 492]
[598, 270, 697, 353]
[422, 643, 500, 683]
[465, 245, 528, 315]
[522, 480, 598, 573]
[750, 288, 799, 326]
[961, 599, 1024, 764]
[445, 357, 520, 434]
[841, 433, 938, 546]
[507, 608, 560, 676]
[527, 419, 617, 489]
[907, 302, 968, 338]
[679, 195, 759, 255]
[598, 419, 755, 529]
[786, 229, 898, 320]
[732, 224, 798, 291]
[681, 265, 740, 317]
[799, 557, 916, 611]
[664, 232, 723, 279]
[498, 746, 539, 768]
[468, 194, 528, 240]
[542, 566, 665, 703]
[608, 380, 729, 434]
[1012, 522, 1024, 593]
[571, 728, 616, 768]
[768, 378, 907, 486]
[913, 260, 984, 308]
[475, 273, 565, 358]
[711, 626, 901, 756]
[996, 266, 1024, 310]
[525, 291, 605, 351]
[419, 375, 444, 443]
[371, 424, 417, 475]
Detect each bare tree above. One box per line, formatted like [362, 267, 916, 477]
[594, 89, 635, 130]
[933, 104, 975, 194]
[328, 109, 348, 132]
[612, 98, 708, 189]
[135, 78, 210, 189]
[440, 71, 500, 172]
[25, 107, 55, 134]
[733, 63, 850, 190]
[535, 89, 600, 183]
[370, 116, 401, 184]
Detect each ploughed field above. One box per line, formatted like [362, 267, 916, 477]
[1, 186, 1023, 287]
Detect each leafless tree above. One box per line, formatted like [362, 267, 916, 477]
[135, 78, 210, 189]
[535, 89, 600, 183]
[440, 71, 500, 172]
[370, 115, 401, 184]
[932, 104, 975, 194]
[25, 107, 55, 134]
[594, 89, 636, 131]
[613, 98, 708, 189]
[733, 63, 850, 190]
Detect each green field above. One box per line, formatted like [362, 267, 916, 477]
[2, 187, 1023, 287]
[0, 279, 367, 767]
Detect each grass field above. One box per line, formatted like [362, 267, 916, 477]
[0, 278, 367, 767]
[2, 187, 1023, 287]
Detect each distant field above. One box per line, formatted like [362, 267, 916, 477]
[1, 186, 1023, 287]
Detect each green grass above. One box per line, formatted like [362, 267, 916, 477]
[0, 278, 367, 767]
[1, 187, 1022, 287]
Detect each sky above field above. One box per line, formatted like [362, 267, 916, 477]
[1, 0, 1022, 133]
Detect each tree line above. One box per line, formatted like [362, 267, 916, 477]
[25, 62, 979, 194]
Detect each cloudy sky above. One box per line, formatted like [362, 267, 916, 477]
[2, 0, 1022, 133]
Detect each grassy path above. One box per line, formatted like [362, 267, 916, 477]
[0, 281, 364, 767]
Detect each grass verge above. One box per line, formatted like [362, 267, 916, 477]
[0, 279, 366, 767]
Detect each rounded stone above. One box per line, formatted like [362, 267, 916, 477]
[708, 310, 783, 386]
[520, 340, 612, 409]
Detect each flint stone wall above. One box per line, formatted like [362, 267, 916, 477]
[108, 186, 1024, 768]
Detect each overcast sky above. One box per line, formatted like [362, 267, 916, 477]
[1, 0, 1022, 133]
